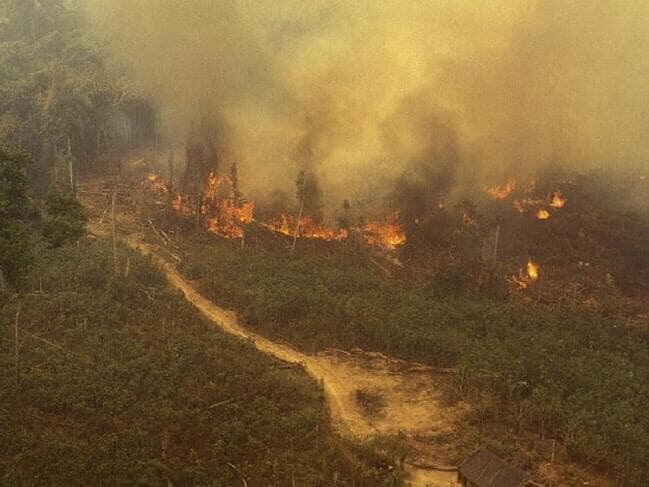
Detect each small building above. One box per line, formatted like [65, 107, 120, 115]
[457, 449, 536, 487]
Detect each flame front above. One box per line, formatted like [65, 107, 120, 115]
[363, 213, 406, 249]
[266, 213, 405, 249]
[266, 215, 348, 241]
[152, 171, 404, 249]
[150, 170, 571, 251]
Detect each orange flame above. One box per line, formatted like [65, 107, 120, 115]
[536, 209, 550, 220]
[363, 213, 406, 249]
[265, 212, 405, 249]
[266, 214, 293, 236]
[527, 259, 539, 281]
[486, 177, 516, 200]
[513, 197, 545, 213]
[146, 170, 405, 248]
[205, 200, 255, 238]
[142, 173, 168, 193]
[168, 172, 254, 238]
[549, 190, 567, 209]
[265, 214, 346, 241]
[510, 258, 540, 290]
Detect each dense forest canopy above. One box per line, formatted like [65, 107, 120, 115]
[0, 0, 154, 190]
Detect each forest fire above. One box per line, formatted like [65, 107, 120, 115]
[144, 172, 405, 248]
[513, 197, 544, 213]
[144, 163, 575, 248]
[527, 259, 539, 281]
[265, 213, 406, 249]
[363, 214, 406, 249]
[159, 173, 254, 238]
[204, 201, 255, 238]
[512, 190, 567, 218]
[199, 173, 255, 238]
[509, 258, 540, 290]
[486, 177, 516, 200]
[265, 214, 348, 241]
[486, 176, 569, 221]
[550, 190, 567, 209]
[142, 173, 168, 193]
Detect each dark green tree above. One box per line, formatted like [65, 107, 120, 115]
[0, 0, 155, 189]
[42, 190, 87, 247]
[0, 145, 35, 286]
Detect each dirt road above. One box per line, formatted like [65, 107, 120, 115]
[151, 242, 460, 486]
[89, 217, 460, 486]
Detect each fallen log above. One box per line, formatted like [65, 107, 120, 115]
[227, 463, 248, 487]
[21, 329, 95, 365]
[404, 461, 458, 472]
[207, 398, 238, 410]
[270, 362, 303, 370]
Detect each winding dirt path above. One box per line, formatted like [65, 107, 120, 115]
[88, 216, 460, 486]
[145, 241, 460, 486]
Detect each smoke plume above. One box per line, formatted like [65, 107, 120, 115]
[84, 0, 649, 211]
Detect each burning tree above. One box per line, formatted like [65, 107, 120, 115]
[183, 118, 220, 229]
[168, 132, 254, 239]
[229, 162, 244, 208]
[292, 169, 323, 251]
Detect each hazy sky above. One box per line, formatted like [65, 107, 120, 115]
[85, 0, 649, 207]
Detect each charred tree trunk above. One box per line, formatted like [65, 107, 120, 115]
[167, 151, 174, 197]
[492, 223, 501, 265]
[67, 135, 74, 192]
[291, 201, 304, 253]
[195, 191, 203, 231]
[14, 303, 22, 384]
[112, 190, 118, 278]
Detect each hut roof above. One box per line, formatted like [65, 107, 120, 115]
[459, 449, 532, 487]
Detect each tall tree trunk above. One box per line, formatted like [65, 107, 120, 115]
[67, 135, 74, 192]
[112, 190, 118, 278]
[492, 223, 501, 265]
[14, 303, 22, 384]
[167, 151, 174, 196]
[291, 201, 304, 253]
[195, 191, 203, 230]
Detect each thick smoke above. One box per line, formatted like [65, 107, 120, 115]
[84, 0, 649, 211]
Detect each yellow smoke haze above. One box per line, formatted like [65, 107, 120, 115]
[84, 0, 649, 205]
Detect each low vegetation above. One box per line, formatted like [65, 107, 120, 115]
[0, 239, 391, 486]
[355, 389, 386, 419]
[179, 237, 649, 485]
